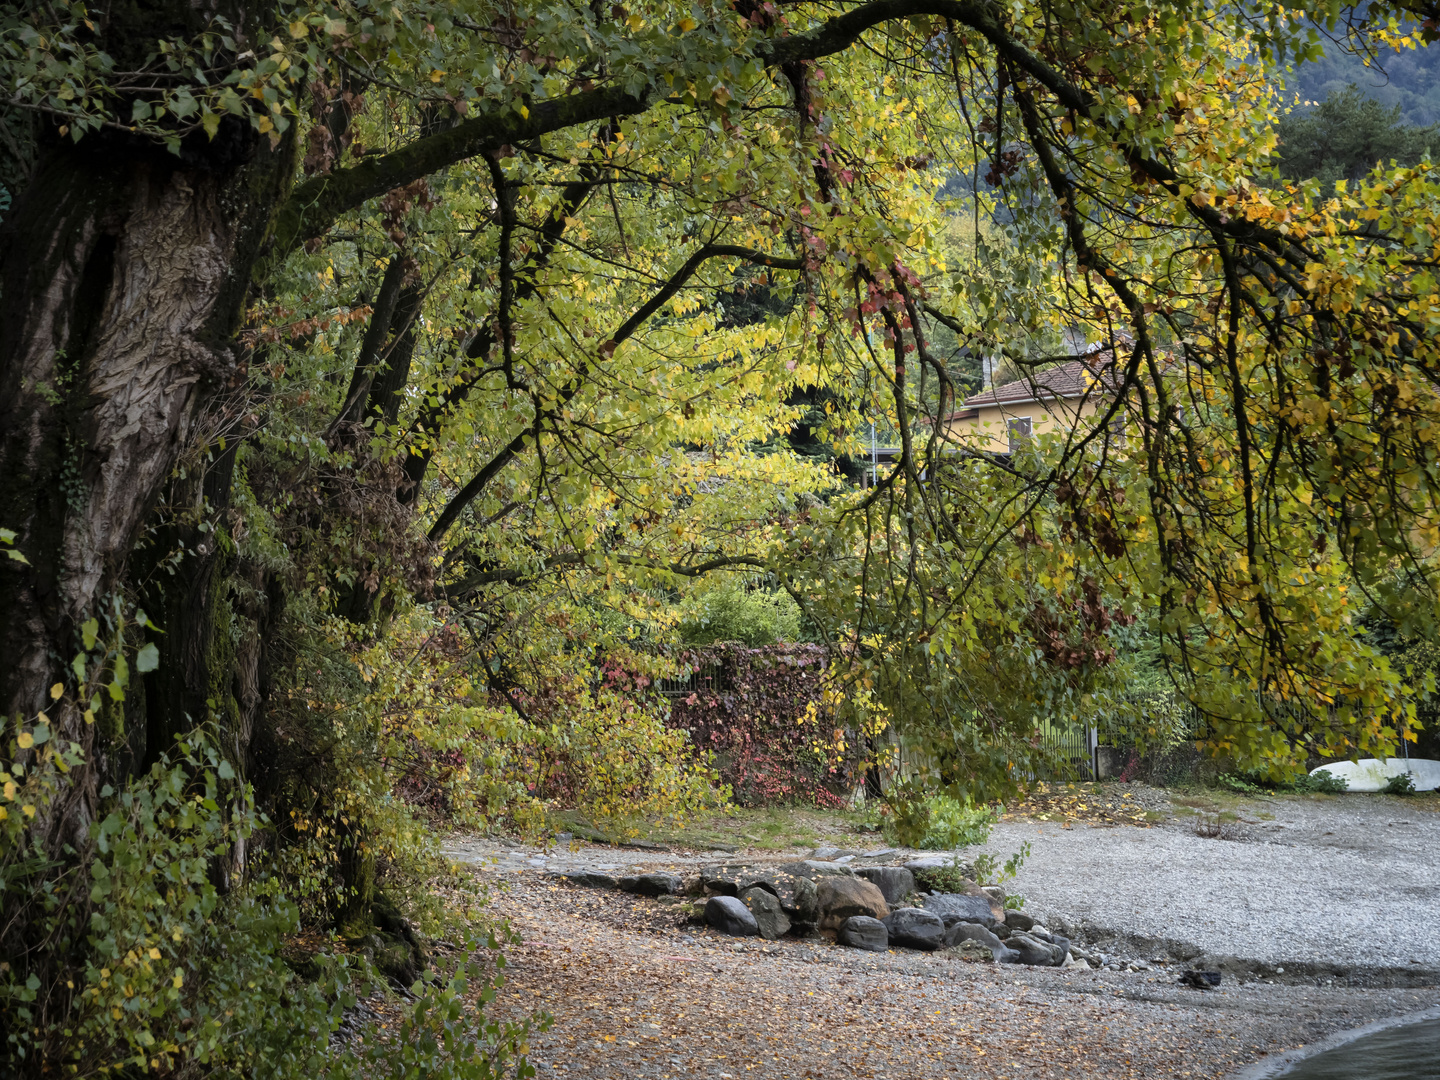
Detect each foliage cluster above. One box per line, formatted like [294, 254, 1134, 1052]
[882, 793, 998, 851]
[1275, 83, 1440, 187]
[677, 578, 804, 648]
[666, 643, 867, 807]
[0, 719, 547, 1078]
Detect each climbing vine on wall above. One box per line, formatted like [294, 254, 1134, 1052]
[662, 643, 866, 808]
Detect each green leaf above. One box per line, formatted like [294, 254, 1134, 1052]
[217, 760, 235, 781]
[81, 618, 99, 650]
[135, 642, 160, 673]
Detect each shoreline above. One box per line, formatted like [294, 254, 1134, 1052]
[455, 838, 1440, 1078]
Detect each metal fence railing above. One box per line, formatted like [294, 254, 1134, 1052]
[658, 662, 725, 699]
[1038, 723, 1099, 781]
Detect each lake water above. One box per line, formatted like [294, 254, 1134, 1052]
[1279, 1018, 1440, 1079]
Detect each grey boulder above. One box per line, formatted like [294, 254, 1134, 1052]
[562, 870, 619, 889]
[816, 876, 889, 929]
[1008, 931, 1066, 966]
[787, 875, 819, 924]
[618, 872, 683, 897]
[945, 921, 1018, 963]
[923, 893, 998, 927]
[1004, 909, 1036, 931]
[881, 907, 946, 951]
[837, 916, 889, 952]
[781, 860, 858, 880]
[740, 886, 792, 941]
[855, 866, 915, 905]
[705, 895, 758, 937]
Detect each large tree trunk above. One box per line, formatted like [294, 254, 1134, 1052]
[0, 125, 296, 833]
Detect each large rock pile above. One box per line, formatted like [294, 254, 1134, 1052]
[561, 852, 1091, 967]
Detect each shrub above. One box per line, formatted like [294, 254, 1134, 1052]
[1384, 771, 1416, 796]
[1295, 769, 1349, 794]
[666, 643, 864, 807]
[678, 578, 802, 647]
[884, 794, 997, 851]
[1, 724, 541, 1079]
[1, 730, 346, 1076]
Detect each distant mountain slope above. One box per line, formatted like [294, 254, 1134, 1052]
[1287, 34, 1440, 126]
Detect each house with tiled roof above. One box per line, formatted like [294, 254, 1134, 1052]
[941, 355, 1117, 454]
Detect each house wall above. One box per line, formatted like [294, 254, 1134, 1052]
[944, 395, 1102, 453]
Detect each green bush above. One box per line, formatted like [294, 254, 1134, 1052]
[1, 727, 541, 1079]
[2, 731, 347, 1075]
[1296, 769, 1349, 794]
[1383, 771, 1417, 796]
[678, 578, 802, 647]
[884, 793, 997, 851]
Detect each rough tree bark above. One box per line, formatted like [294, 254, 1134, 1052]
[0, 121, 297, 829]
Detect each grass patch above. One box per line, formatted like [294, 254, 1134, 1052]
[604, 804, 879, 852]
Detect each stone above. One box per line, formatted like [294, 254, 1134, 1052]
[741, 886, 792, 941]
[563, 870, 619, 889]
[1181, 970, 1222, 990]
[881, 907, 946, 950]
[812, 846, 860, 860]
[1061, 956, 1092, 971]
[1023, 926, 1072, 961]
[704, 876, 740, 897]
[789, 876, 819, 923]
[960, 884, 1008, 923]
[1004, 909, 1036, 931]
[705, 896, 758, 936]
[837, 916, 889, 952]
[954, 939, 998, 963]
[944, 920, 1013, 962]
[855, 866, 916, 906]
[815, 876, 889, 929]
[1007, 931, 1065, 966]
[922, 893, 998, 927]
[782, 860, 858, 879]
[904, 856, 964, 871]
[618, 872, 683, 897]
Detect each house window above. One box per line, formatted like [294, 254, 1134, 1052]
[1008, 416, 1032, 453]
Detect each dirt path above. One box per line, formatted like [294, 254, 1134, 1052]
[479, 867, 1438, 1080]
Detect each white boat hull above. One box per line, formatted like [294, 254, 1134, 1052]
[1311, 757, 1440, 792]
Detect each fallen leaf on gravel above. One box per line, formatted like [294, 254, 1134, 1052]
[1001, 782, 1160, 827]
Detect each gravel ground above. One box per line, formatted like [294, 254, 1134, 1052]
[439, 789, 1439, 1076]
[478, 869, 1439, 1080]
[971, 793, 1440, 970]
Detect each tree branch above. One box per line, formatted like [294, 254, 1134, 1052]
[425, 244, 804, 542]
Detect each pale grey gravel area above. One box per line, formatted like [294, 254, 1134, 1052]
[973, 795, 1440, 969]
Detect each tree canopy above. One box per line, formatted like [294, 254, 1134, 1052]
[2, 0, 1440, 1073]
